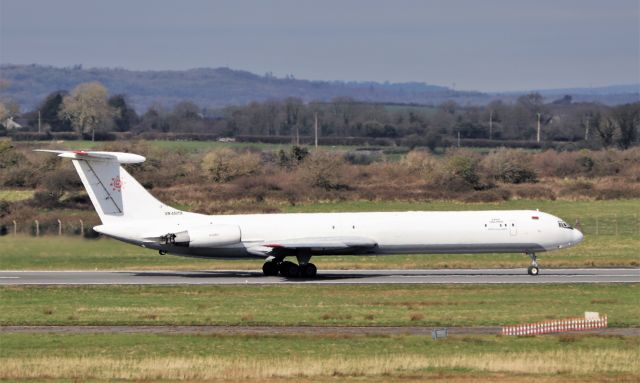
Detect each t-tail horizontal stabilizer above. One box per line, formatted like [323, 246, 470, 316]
[35, 149, 174, 224]
[34, 149, 145, 164]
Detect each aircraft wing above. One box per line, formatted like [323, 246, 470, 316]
[247, 236, 377, 257]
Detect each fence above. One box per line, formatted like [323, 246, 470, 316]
[0, 219, 95, 237]
[573, 214, 640, 236]
[502, 315, 608, 336]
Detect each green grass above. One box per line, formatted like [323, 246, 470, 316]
[0, 189, 34, 202]
[0, 331, 633, 361]
[1, 284, 637, 326]
[0, 332, 637, 381]
[0, 234, 638, 270]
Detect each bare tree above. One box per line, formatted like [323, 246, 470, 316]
[59, 82, 117, 141]
[613, 103, 640, 149]
[0, 102, 8, 122]
[594, 112, 617, 148]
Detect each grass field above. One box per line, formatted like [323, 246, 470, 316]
[2, 197, 638, 383]
[1, 284, 637, 327]
[0, 189, 34, 202]
[0, 332, 638, 381]
[1, 234, 638, 270]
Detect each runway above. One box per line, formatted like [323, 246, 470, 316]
[0, 268, 638, 285]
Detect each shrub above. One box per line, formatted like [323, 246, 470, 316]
[201, 148, 262, 182]
[481, 149, 537, 184]
[32, 191, 63, 208]
[402, 150, 439, 177]
[441, 155, 481, 190]
[299, 151, 349, 190]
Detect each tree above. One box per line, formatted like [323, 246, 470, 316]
[59, 82, 117, 141]
[108, 95, 138, 132]
[0, 102, 8, 122]
[593, 112, 617, 148]
[283, 97, 303, 143]
[31, 91, 73, 131]
[613, 103, 640, 149]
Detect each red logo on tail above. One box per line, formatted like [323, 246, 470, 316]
[110, 176, 124, 192]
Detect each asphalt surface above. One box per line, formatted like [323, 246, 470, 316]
[0, 268, 638, 285]
[1, 325, 638, 336]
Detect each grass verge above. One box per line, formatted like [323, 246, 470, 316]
[0, 233, 637, 270]
[0, 333, 638, 381]
[1, 284, 637, 327]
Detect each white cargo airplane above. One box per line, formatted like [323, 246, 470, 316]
[37, 150, 583, 277]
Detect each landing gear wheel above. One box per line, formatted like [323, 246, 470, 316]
[300, 263, 317, 278]
[526, 252, 539, 276]
[159, 250, 167, 255]
[279, 261, 300, 278]
[262, 261, 279, 276]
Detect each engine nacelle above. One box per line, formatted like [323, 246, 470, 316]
[165, 225, 241, 248]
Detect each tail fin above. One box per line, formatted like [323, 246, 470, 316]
[36, 150, 174, 223]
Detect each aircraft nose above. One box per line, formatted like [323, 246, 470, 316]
[573, 229, 584, 243]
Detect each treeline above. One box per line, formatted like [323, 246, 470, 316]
[2, 81, 639, 150]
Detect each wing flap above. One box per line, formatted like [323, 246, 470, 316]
[247, 236, 377, 256]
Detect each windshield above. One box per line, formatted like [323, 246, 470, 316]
[558, 221, 573, 229]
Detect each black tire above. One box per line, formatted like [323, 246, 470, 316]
[301, 263, 317, 278]
[262, 261, 279, 276]
[279, 261, 300, 278]
[527, 266, 540, 276]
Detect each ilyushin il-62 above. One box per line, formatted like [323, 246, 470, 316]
[38, 150, 584, 278]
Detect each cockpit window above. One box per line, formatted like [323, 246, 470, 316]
[558, 221, 573, 229]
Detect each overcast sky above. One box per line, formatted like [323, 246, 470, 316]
[0, 0, 638, 92]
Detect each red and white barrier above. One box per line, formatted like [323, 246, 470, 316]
[502, 314, 607, 336]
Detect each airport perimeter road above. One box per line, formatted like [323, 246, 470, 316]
[0, 268, 638, 285]
[2, 325, 638, 336]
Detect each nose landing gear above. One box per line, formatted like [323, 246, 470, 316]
[527, 252, 539, 276]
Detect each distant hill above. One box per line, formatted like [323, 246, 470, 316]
[494, 84, 640, 105]
[1, 64, 637, 112]
[0, 64, 488, 112]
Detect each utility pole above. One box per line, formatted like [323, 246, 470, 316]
[38, 110, 41, 133]
[536, 112, 541, 143]
[489, 110, 493, 140]
[314, 112, 318, 149]
[584, 115, 590, 141]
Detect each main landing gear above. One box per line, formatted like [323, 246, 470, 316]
[526, 252, 539, 276]
[262, 254, 318, 278]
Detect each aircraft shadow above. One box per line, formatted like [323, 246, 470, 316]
[129, 270, 384, 281]
[126, 269, 554, 281]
